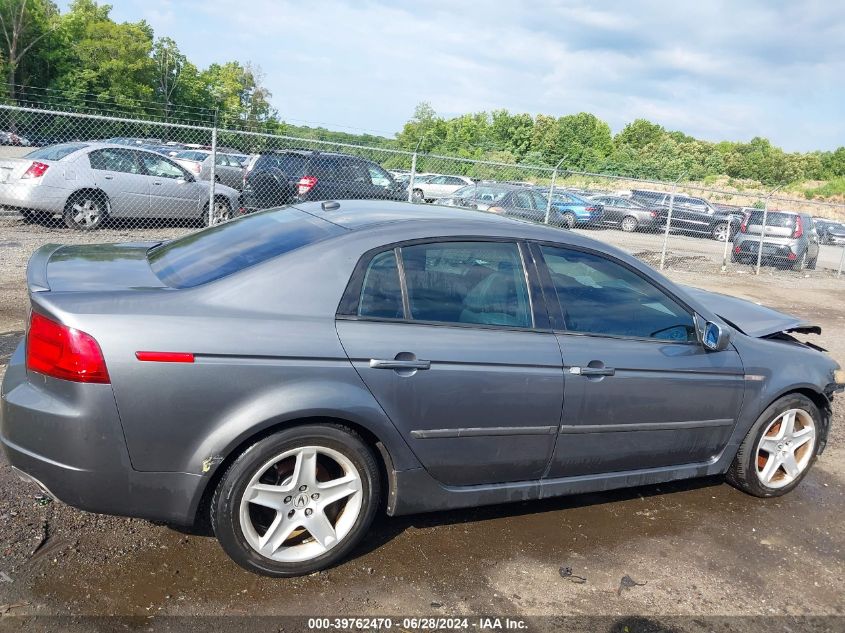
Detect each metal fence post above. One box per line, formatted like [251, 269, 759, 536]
[659, 175, 682, 270]
[407, 151, 418, 203]
[721, 215, 733, 271]
[544, 156, 566, 225]
[756, 184, 783, 276]
[208, 109, 218, 226]
[838, 246, 845, 278]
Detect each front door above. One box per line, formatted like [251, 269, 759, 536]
[533, 243, 745, 478]
[336, 240, 563, 486]
[138, 151, 202, 219]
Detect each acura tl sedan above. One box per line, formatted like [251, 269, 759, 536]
[0, 142, 240, 229]
[1, 200, 842, 577]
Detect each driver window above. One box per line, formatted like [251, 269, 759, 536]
[139, 153, 187, 179]
[539, 245, 696, 342]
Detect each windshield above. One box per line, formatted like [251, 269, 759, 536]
[26, 143, 89, 161]
[148, 208, 345, 288]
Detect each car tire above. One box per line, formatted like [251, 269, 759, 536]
[412, 189, 424, 204]
[807, 255, 818, 270]
[563, 212, 577, 229]
[792, 251, 807, 272]
[711, 222, 730, 241]
[63, 191, 108, 230]
[211, 424, 381, 577]
[726, 393, 821, 498]
[620, 216, 638, 232]
[202, 197, 231, 227]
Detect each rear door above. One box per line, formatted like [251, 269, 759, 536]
[532, 243, 745, 478]
[87, 148, 150, 216]
[336, 239, 563, 486]
[216, 153, 243, 189]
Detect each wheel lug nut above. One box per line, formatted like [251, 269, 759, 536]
[299, 485, 307, 491]
[311, 493, 320, 500]
[305, 508, 313, 517]
[284, 496, 292, 504]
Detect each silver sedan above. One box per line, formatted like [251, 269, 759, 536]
[0, 142, 240, 229]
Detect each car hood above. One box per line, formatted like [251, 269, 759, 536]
[682, 286, 821, 338]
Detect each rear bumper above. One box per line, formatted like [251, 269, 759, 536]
[1, 341, 203, 525]
[733, 237, 800, 261]
[0, 183, 66, 212]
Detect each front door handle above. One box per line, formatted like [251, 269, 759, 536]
[571, 366, 615, 377]
[370, 359, 431, 370]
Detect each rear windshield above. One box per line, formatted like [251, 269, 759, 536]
[148, 208, 344, 288]
[255, 153, 308, 177]
[748, 211, 796, 228]
[26, 143, 89, 161]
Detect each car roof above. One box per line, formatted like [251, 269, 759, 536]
[261, 149, 371, 160]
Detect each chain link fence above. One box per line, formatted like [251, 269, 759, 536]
[1, 103, 844, 280]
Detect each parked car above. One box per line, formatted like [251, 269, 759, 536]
[732, 210, 820, 271]
[588, 194, 662, 232]
[630, 189, 741, 241]
[436, 183, 552, 223]
[410, 174, 474, 203]
[0, 142, 239, 229]
[815, 219, 845, 245]
[173, 150, 246, 190]
[536, 188, 604, 228]
[241, 150, 406, 210]
[2, 200, 841, 577]
[0, 131, 31, 146]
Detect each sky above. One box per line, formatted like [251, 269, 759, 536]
[76, 0, 845, 152]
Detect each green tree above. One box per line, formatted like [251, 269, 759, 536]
[0, 0, 58, 99]
[614, 118, 664, 150]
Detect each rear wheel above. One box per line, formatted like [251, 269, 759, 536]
[563, 212, 577, 229]
[412, 189, 424, 204]
[211, 424, 380, 577]
[726, 394, 820, 497]
[712, 222, 730, 241]
[63, 192, 107, 230]
[620, 216, 638, 232]
[807, 255, 818, 270]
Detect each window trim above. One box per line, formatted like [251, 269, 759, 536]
[336, 236, 550, 333]
[529, 240, 700, 345]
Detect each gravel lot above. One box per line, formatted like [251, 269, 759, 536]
[0, 216, 844, 631]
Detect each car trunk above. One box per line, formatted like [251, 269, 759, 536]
[0, 157, 48, 184]
[27, 242, 167, 293]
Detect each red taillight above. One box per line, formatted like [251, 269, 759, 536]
[740, 217, 748, 233]
[734, 246, 741, 254]
[650, 211, 658, 218]
[297, 176, 318, 195]
[21, 161, 49, 179]
[585, 206, 598, 212]
[26, 312, 109, 383]
[135, 351, 194, 363]
[787, 252, 797, 261]
[192, 163, 202, 173]
[793, 215, 803, 239]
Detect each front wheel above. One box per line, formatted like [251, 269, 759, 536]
[562, 211, 577, 229]
[203, 197, 231, 226]
[211, 424, 381, 577]
[726, 394, 820, 497]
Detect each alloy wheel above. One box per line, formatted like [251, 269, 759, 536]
[71, 198, 103, 228]
[713, 222, 729, 241]
[621, 216, 638, 232]
[755, 408, 816, 489]
[238, 445, 363, 562]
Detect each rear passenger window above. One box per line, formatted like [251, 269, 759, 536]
[358, 250, 403, 319]
[400, 242, 532, 328]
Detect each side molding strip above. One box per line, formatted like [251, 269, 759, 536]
[410, 426, 557, 439]
[558, 419, 733, 434]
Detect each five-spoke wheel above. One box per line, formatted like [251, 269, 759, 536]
[212, 424, 380, 576]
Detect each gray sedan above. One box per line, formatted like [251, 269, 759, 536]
[589, 194, 662, 232]
[0, 142, 240, 229]
[1, 200, 842, 577]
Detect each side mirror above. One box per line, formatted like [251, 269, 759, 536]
[696, 315, 730, 351]
[180, 173, 195, 183]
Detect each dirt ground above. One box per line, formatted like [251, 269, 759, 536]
[0, 217, 844, 632]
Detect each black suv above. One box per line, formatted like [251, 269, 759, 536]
[242, 150, 406, 210]
[630, 189, 742, 241]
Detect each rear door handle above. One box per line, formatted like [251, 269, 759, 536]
[370, 359, 431, 370]
[571, 366, 615, 377]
